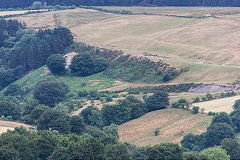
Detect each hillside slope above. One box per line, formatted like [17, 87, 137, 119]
[119, 108, 212, 146]
[11, 7, 240, 84]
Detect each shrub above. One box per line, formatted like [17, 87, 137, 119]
[233, 99, 240, 110]
[206, 93, 213, 100]
[46, 54, 66, 75]
[154, 128, 160, 136]
[106, 96, 113, 102]
[78, 90, 88, 97]
[193, 97, 200, 103]
[191, 106, 199, 114]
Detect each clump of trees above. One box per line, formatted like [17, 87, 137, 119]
[46, 54, 66, 75]
[33, 81, 69, 107]
[70, 53, 109, 77]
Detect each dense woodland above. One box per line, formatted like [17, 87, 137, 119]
[1, 0, 240, 9]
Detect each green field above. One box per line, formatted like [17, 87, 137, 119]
[13, 66, 115, 95]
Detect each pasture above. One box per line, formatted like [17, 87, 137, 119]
[192, 95, 240, 114]
[118, 108, 212, 146]
[11, 7, 240, 84]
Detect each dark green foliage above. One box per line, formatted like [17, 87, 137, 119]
[200, 148, 230, 160]
[102, 96, 147, 125]
[0, 101, 20, 120]
[128, 145, 147, 160]
[146, 143, 183, 160]
[212, 112, 233, 127]
[193, 97, 200, 103]
[145, 92, 169, 112]
[46, 54, 66, 75]
[0, 19, 24, 47]
[0, 132, 35, 160]
[8, 27, 73, 73]
[0, 145, 20, 160]
[37, 108, 70, 134]
[78, 90, 88, 97]
[104, 55, 180, 83]
[230, 109, 240, 131]
[206, 93, 213, 100]
[69, 115, 85, 135]
[81, 106, 105, 128]
[181, 134, 207, 152]
[84, 126, 107, 139]
[106, 143, 132, 160]
[205, 122, 235, 147]
[67, 134, 106, 160]
[34, 131, 60, 160]
[221, 138, 240, 160]
[182, 152, 207, 160]
[33, 81, 69, 107]
[28, 105, 49, 125]
[103, 124, 119, 139]
[172, 98, 189, 109]
[48, 147, 70, 160]
[154, 128, 160, 136]
[70, 53, 109, 76]
[123, 83, 198, 94]
[233, 99, 240, 110]
[3, 84, 23, 96]
[192, 106, 199, 114]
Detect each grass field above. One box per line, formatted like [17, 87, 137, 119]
[118, 108, 212, 146]
[11, 7, 240, 84]
[13, 66, 115, 95]
[192, 95, 240, 114]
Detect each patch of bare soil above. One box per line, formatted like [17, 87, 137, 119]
[0, 120, 33, 134]
[189, 84, 233, 93]
[64, 52, 78, 68]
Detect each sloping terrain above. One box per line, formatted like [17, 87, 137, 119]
[0, 120, 33, 134]
[192, 95, 240, 114]
[10, 7, 240, 84]
[119, 108, 212, 146]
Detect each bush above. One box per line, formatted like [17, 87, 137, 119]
[154, 128, 160, 136]
[78, 90, 88, 97]
[106, 96, 113, 102]
[233, 99, 240, 110]
[70, 53, 109, 77]
[191, 106, 199, 114]
[33, 81, 69, 107]
[46, 54, 66, 75]
[193, 97, 200, 103]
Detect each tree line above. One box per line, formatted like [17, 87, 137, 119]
[1, 0, 240, 9]
[0, 19, 73, 90]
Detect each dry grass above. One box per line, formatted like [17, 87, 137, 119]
[192, 95, 240, 114]
[118, 108, 212, 146]
[11, 7, 240, 84]
[0, 120, 33, 134]
[0, 10, 47, 16]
